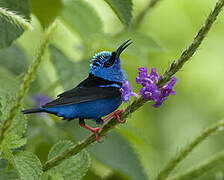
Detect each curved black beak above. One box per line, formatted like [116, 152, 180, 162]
[115, 39, 132, 59]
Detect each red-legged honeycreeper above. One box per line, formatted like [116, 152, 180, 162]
[22, 40, 132, 142]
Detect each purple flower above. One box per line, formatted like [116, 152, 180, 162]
[120, 80, 137, 102]
[33, 94, 51, 107]
[149, 68, 159, 82]
[160, 77, 177, 97]
[139, 83, 159, 101]
[136, 67, 159, 86]
[136, 67, 177, 108]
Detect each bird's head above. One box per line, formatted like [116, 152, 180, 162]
[89, 40, 132, 83]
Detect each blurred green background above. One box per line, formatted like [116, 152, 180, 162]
[1, 0, 224, 179]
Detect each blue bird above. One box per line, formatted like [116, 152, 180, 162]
[22, 40, 132, 142]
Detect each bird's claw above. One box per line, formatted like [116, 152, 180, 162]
[90, 127, 102, 143]
[113, 110, 124, 123]
[88, 110, 124, 142]
[79, 122, 102, 143]
[103, 109, 125, 124]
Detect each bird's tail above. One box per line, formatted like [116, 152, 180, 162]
[22, 108, 45, 114]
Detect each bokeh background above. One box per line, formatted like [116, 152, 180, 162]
[1, 0, 224, 179]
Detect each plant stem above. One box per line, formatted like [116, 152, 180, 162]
[133, 0, 161, 29]
[169, 151, 224, 180]
[0, 7, 33, 30]
[0, 22, 57, 144]
[157, 0, 224, 87]
[43, 0, 224, 171]
[113, 0, 161, 38]
[156, 119, 224, 180]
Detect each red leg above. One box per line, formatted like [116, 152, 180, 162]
[79, 119, 102, 142]
[103, 110, 124, 123]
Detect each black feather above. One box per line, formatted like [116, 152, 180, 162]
[22, 108, 45, 114]
[77, 74, 122, 88]
[42, 74, 121, 108]
[43, 87, 120, 108]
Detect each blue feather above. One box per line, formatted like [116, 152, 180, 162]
[89, 51, 126, 83]
[98, 84, 121, 88]
[44, 97, 122, 120]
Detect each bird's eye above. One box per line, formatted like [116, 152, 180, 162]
[103, 53, 116, 68]
[92, 62, 100, 66]
[103, 60, 113, 67]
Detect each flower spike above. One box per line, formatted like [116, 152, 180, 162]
[136, 67, 177, 107]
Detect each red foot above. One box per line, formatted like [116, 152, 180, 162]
[103, 110, 124, 123]
[79, 123, 102, 142]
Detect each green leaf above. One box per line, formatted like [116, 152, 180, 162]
[46, 140, 91, 180]
[104, 0, 133, 28]
[0, 159, 8, 170]
[1, 145, 16, 171]
[61, 0, 103, 41]
[48, 140, 74, 160]
[42, 172, 64, 180]
[0, 67, 19, 119]
[0, 0, 31, 48]
[30, 0, 63, 27]
[0, 91, 15, 121]
[0, 92, 27, 150]
[0, 68, 27, 150]
[0, 43, 29, 75]
[14, 151, 43, 180]
[0, 170, 18, 180]
[0, 159, 18, 180]
[50, 45, 88, 89]
[3, 112, 27, 149]
[89, 132, 148, 180]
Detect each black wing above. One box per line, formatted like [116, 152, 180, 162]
[42, 75, 121, 108]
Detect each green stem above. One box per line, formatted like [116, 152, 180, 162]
[155, 2, 224, 176]
[113, 0, 161, 38]
[0, 22, 57, 144]
[0, 7, 33, 30]
[43, 0, 224, 171]
[157, 0, 224, 87]
[169, 151, 224, 180]
[156, 120, 224, 180]
[133, 0, 161, 29]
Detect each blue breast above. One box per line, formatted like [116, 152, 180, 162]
[43, 97, 122, 120]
